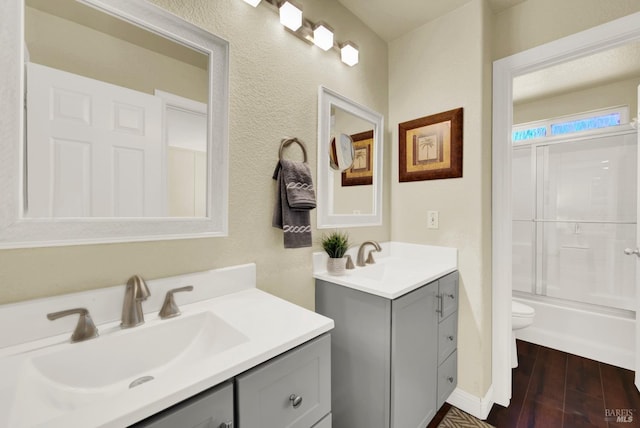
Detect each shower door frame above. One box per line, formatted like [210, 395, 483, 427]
[492, 12, 640, 407]
[512, 126, 637, 311]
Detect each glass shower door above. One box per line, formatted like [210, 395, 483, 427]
[540, 133, 637, 310]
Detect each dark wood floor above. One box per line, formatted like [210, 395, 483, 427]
[426, 340, 640, 427]
[484, 340, 640, 428]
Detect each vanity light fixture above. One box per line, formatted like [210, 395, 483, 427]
[313, 22, 334, 51]
[340, 41, 359, 67]
[279, 0, 303, 31]
[239, 0, 358, 66]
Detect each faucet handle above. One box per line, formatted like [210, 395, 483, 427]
[366, 250, 376, 264]
[345, 255, 355, 269]
[47, 308, 99, 343]
[159, 286, 194, 319]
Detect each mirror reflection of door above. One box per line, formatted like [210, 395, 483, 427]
[24, 0, 209, 218]
[330, 105, 375, 215]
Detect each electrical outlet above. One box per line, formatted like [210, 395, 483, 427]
[427, 211, 439, 229]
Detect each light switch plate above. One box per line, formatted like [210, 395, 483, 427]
[427, 211, 439, 229]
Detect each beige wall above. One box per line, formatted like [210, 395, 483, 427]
[389, 0, 494, 399]
[514, 76, 640, 124]
[0, 0, 390, 308]
[25, 6, 207, 103]
[493, 0, 640, 59]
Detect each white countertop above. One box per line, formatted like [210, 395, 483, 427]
[0, 264, 334, 427]
[313, 241, 458, 299]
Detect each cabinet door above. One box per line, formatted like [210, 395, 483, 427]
[390, 282, 439, 428]
[316, 280, 391, 428]
[236, 334, 331, 428]
[132, 381, 234, 428]
[438, 272, 458, 320]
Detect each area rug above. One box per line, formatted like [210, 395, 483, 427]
[438, 406, 495, 428]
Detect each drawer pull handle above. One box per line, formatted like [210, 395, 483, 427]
[447, 335, 454, 341]
[289, 394, 303, 409]
[219, 422, 233, 428]
[436, 294, 443, 314]
[447, 376, 454, 383]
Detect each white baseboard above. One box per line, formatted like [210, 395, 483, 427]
[446, 385, 494, 420]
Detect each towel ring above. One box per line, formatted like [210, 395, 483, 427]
[279, 137, 308, 163]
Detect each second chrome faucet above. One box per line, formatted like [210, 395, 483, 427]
[356, 241, 382, 267]
[121, 275, 150, 328]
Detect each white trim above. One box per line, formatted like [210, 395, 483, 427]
[0, 0, 229, 248]
[446, 385, 494, 421]
[316, 86, 384, 228]
[492, 11, 640, 407]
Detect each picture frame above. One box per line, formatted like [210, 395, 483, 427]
[342, 130, 374, 186]
[398, 108, 463, 182]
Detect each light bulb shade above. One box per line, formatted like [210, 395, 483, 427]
[279, 1, 302, 31]
[313, 23, 334, 51]
[340, 42, 359, 66]
[242, 0, 261, 6]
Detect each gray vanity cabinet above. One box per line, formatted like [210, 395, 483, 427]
[236, 334, 332, 428]
[132, 334, 331, 428]
[315, 271, 458, 428]
[132, 381, 234, 428]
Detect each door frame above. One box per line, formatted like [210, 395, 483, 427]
[492, 11, 640, 407]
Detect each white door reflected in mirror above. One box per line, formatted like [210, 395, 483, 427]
[24, 0, 209, 218]
[0, 0, 229, 248]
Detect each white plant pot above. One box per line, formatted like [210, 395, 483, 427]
[327, 257, 346, 276]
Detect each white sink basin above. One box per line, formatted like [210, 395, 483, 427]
[313, 242, 458, 299]
[10, 311, 248, 426]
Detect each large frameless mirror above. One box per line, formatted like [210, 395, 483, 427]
[0, 0, 229, 248]
[317, 86, 383, 227]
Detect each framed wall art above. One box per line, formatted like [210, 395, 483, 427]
[342, 130, 374, 186]
[398, 108, 463, 182]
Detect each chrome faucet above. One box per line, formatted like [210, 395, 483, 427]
[47, 307, 99, 343]
[121, 275, 150, 328]
[356, 240, 382, 266]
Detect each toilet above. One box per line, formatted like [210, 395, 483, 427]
[511, 300, 535, 368]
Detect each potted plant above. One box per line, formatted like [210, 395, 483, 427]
[321, 230, 350, 276]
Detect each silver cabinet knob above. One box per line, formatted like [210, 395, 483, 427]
[219, 422, 233, 428]
[447, 293, 455, 299]
[447, 335, 454, 341]
[624, 248, 640, 257]
[447, 376, 454, 383]
[289, 394, 303, 409]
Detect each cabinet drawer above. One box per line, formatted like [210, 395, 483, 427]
[438, 313, 457, 365]
[236, 334, 331, 428]
[312, 413, 332, 428]
[132, 381, 234, 428]
[438, 272, 458, 320]
[437, 351, 457, 409]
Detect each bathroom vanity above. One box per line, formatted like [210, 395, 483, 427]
[134, 334, 331, 428]
[0, 264, 334, 427]
[313, 242, 458, 428]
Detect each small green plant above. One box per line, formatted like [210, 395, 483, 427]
[321, 231, 350, 258]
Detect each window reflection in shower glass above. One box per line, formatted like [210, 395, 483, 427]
[550, 113, 621, 136]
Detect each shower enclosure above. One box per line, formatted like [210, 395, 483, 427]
[512, 126, 637, 314]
